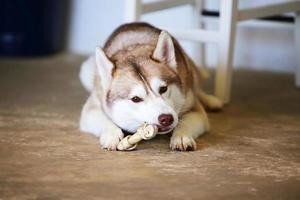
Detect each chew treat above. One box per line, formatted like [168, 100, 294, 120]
[117, 123, 158, 151]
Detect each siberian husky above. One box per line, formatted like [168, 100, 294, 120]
[79, 23, 222, 151]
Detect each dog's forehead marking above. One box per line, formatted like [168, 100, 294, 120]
[127, 59, 181, 96]
[128, 60, 156, 95]
[130, 62, 147, 83]
[108, 56, 182, 105]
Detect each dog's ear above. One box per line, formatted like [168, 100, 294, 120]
[152, 31, 176, 69]
[95, 46, 114, 90]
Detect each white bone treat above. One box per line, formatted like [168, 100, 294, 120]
[117, 123, 158, 151]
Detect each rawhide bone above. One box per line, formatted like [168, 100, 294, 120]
[117, 123, 158, 151]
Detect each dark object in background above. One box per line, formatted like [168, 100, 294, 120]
[0, 0, 69, 56]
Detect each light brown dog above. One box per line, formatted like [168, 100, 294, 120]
[79, 23, 222, 151]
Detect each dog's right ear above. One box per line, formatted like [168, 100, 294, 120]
[95, 46, 114, 90]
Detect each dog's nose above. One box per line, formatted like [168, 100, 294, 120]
[158, 114, 174, 127]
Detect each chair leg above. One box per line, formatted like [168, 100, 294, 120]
[295, 12, 300, 87]
[215, 0, 238, 104]
[124, 0, 141, 22]
[193, 0, 206, 67]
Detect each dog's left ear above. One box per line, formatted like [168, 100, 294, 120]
[152, 31, 177, 69]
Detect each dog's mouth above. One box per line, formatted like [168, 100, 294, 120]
[157, 125, 173, 133]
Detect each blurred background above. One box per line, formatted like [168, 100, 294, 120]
[1, 1, 300, 199]
[0, 0, 297, 72]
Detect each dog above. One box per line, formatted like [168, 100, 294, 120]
[79, 22, 223, 151]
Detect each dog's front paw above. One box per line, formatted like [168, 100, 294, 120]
[100, 128, 124, 151]
[170, 135, 197, 151]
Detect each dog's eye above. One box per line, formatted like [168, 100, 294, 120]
[159, 86, 168, 94]
[131, 96, 143, 103]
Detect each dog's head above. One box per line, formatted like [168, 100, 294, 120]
[95, 31, 185, 133]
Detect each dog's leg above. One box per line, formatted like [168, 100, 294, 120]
[197, 90, 223, 111]
[170, 101, 209, 151]
[80, 93, 123, 150]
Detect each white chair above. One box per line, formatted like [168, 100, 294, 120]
[124, 0, 300, 104]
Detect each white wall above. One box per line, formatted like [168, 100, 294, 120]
[67, 0, 297, 73]
[68, 0, 124, 53]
